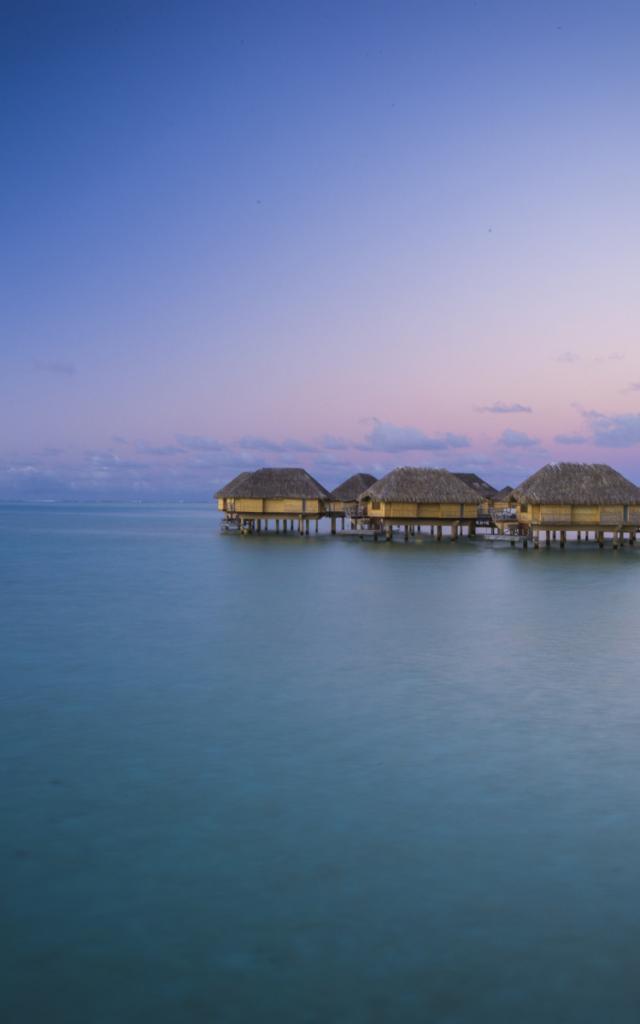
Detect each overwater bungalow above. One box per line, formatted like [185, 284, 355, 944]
[326, 473, 377, 532]
[215, 471, 253, 515]
[216, 467, 329, 534]
[453, 473, 498, 515]
[511, 463, 640, 547]
[490, 486, 517, 530]
[359, 467, 481, 540]
[492, 485, 515, 513]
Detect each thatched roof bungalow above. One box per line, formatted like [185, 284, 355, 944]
[453, 473, 497, 499]
[360, 467, 481, 527]
[215, 471, 253, 512]
[494, 485, 514, 501]
[492, 484, 515, 513]
[327, 473, 377, 518]
[511, 463, 640, 533]
[453, 472, 497, 514]
[218, 467, 329, 522]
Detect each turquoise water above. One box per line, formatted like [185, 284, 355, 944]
[3, 503, 640, 1023]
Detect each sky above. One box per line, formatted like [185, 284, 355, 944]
[2, 0, 640, 500]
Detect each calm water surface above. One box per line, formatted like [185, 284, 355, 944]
[2, 503, 640, 1023]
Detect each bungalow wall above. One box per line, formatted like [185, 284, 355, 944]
[366, 501, 478, 520]
[231, 498, 323, 515]
[517, 503, 640, 527]
[491, 499, 514, 513]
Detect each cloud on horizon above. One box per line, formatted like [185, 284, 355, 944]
[176, 434, 226, 452]
[319, 434, 350, 450]
[11, 404, 640, 502]
[497, 429, 540, 448]
[238, 435, 318, 453]
[358, 420, 470, 452]
[0, 445, 268, 501]
[477, 401, 532, 414]
[135, 441, 185, 456]
[583, 410, 640, 448]
[554, 433, 588, 445]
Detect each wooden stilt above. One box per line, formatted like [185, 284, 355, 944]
[560, 530, 566, 548]
[404, 525, 409, 543]
[437, 525, 442, 542]
[315, 519, 319, 533]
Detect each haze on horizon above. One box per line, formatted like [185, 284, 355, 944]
[3, 0, 640, 500]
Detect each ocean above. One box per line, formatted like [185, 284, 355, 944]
[3, 502, 640, 1023]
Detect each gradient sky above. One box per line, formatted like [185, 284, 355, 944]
[3, 0, 640, 499]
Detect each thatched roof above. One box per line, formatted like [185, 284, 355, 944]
[361, 467, 481, 503]
[453, 472, 498, 498]
[512, 463, 640, 504]
[494, 485, 515, 500]
[214, 471, 253, 499]
[330, 473, 377, 501]
[227, 467, 330, 499]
